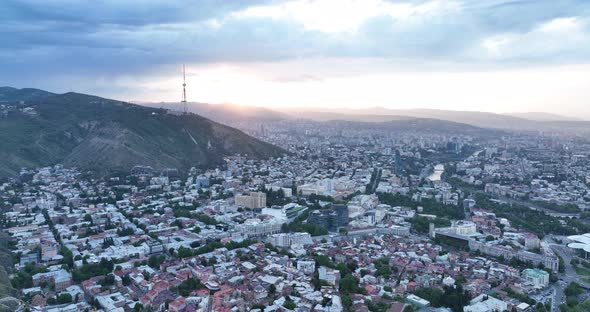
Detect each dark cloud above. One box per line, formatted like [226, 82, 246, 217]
[1, 0, 278, 26]
[1, 0, 589, 95]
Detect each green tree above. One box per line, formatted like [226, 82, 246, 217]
[283, 300, 296, 310]
[177, 278, 205, 296]
[57, 293, 73, 304]
[122, 274, 131, 286]
[269, 284, 276, 296]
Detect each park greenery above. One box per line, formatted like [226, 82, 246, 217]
[410, 216, 451, 234]
[474, 193, 579, 238]
[148, 254, 166, 269]
[72, 258, 114, 282]
[377, 193, 465, 220]
[261, 186, 291, 206]
[559, 282, 590, 312]
[176, 277, 206, 296]
[532, 200, 580, 213]
[11, 263, 48, 289]
[171, 206, 219, 226]
[502, 287, 535, 305]
[310, 253, 368, 311]
[175, 239, 256, 258]
[414, 285, 471, 312]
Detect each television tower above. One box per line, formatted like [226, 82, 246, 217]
[181, 64, 187, 114]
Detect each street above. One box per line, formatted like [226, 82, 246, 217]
[543, 235, 590, 311]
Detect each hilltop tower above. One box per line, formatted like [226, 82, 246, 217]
[181, 64, 187, 114]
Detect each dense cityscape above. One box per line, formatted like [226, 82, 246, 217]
[2, 120, 590, 312]
[3, 1, 590, 312]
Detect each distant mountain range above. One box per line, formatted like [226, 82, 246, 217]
[138, 101, 590, 136]
[0, 88, 284, 178]
[506, 112, 582, 122]
[3, 86, 587, 178]
[283, 107, 586, 132]
[321, 118, 502, 137]
[140, 101, 287, 122]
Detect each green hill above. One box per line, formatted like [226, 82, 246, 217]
[0, 88, 284, 178]
[0, 87, 55, 102]
[0, 232, 18, 308]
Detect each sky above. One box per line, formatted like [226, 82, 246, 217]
[2, 0, 590, 117]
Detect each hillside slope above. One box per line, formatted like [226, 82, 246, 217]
[140, 102, 288, 123]
[324, 119, 503, 136]
[506, 112, 582, 122]
[285, 107, 534, 130]
[0, 87, 55, 102]
[280, 107, 590, 136]
[0, 89, 284, 178]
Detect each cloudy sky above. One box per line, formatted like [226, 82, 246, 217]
[2, 0, 590, 117]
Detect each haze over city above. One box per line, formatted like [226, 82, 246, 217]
[5, 1, 590, 312]
[2, 0, 590, 118]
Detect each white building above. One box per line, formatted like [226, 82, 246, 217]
[266, 232, 314, 248]
[522, 269, 549, 289]
[524, 233, 541, 249]
[442, 276, 455, 287]
[464, 294, 507, 312]
[95, 292, 126, 312]
[290, 232, 313, 246]
[236, 218, 281, 238]
[453, 221, 477, 236]
[297, 260, 316, 275]
[318, 266, 340, 286]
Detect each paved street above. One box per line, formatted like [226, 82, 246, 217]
[543, 235, 590, 311]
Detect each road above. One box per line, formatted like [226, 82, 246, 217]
[543, 235, 590, 311]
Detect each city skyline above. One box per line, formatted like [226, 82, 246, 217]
[3, 2, 590, 310]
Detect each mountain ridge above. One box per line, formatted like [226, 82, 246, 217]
[0, 87, 55, 102]
[0, 88, 284, 178]
[135, 100, 588, 129]
[277, 107, 590, 135]
[140, 101, 288, 122]
[137, 101, 590, 137]
[505, 111, 582, 121]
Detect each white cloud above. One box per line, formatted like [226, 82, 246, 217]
[231, 0, 461, 33]
[479, 17, 590, 60]
[539, 17, 580, 33]
[128, 59, 590, 119]
[5, 0, 590, 118]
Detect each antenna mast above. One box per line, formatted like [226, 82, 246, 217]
[182, 64, 187, 114]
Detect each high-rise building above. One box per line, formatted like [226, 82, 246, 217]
[333, 204, 349, 229]
[235, 192, 267, 209]
[308, 205, 349, 232]
[251, 192, 266, 208]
